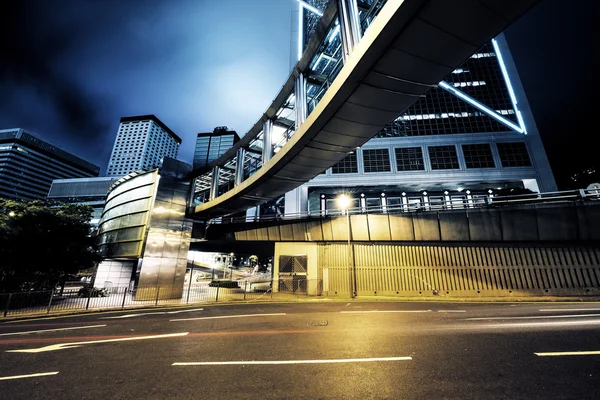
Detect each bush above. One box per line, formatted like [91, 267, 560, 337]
[208, 280, 239, 289]
[78, 286, 109, 297]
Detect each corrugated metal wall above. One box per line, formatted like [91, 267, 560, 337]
[319, 243, 600, 297]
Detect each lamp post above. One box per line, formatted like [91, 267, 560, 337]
[337, 194, 356, 298]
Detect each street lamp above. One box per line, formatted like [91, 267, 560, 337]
[337, 194, 356, 298]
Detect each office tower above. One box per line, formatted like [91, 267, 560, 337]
[47, 177, 118, 226]
[193, 126, 240, 170]
[106, 115, 181, 177]
[285, 1, 556, 215]
[0, 128, 100, 201]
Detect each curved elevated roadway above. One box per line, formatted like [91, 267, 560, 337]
[192, 0, 540, 218]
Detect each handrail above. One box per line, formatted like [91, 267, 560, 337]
[207, 188, 600, 225]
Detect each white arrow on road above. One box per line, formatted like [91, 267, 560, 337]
[6, 332, 189, 353]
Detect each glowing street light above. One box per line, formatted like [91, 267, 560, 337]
[336, 194, 356, 298]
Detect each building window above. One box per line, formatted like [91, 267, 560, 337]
[462, 143, 495, 168]
[395, 147, 424, 171]
[331, 153, 358, 174]
[362, 149, 391, 173]
[428, 145, 459, 170]
[497, 142, 531, 167]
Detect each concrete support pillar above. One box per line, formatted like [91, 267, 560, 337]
[337, 0, 361, 62]
[295, 73, 307, 129]
[209, 166, 220, 201]
[235, 148, 245, 186]
[262, 119, 273, 165]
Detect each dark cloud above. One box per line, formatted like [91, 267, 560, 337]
[0, 1, 110, 140]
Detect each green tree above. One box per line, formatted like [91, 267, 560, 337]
[0, 200, 100, 292]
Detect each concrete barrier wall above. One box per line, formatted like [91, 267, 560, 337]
[226, 202, 600, 243]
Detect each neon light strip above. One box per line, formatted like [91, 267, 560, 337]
[438, 81, 524, 133]
[298, 4, 303, 61]
[297, 0, 325, 62]
[297, 0, 324, 17]
[492, 38, 527, 134]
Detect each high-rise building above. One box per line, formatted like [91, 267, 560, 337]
[193, 126, 240, 170]
[0, 128, 100, 201]
[47, 177, 118, 226]
[285, 1, 556, 215]
[106, 115, 181, 177]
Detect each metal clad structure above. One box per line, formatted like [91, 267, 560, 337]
[319, 243, 600, 297]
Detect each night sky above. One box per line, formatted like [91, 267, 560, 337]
[0, 0, 596, 188]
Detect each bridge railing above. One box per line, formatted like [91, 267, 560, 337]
[191, 0, 390, 208]
[207, 188, 600, 225]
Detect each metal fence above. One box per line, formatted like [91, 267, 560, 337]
[209, 187, 600, 224]
[0, 278, 323, 318]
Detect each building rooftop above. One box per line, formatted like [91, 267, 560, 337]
[119, 115, 182, 144]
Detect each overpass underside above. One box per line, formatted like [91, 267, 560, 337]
[191, 0, 541, 218]
[202, 203, 600, 298]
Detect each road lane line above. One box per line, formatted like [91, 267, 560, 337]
[100, 308, 204, 319]
[0, 372, 59, 381]
[340, 310, 431, 314]
[539, 308, 600, 312]
[173, 356, 412, 366]
[438, 310, 466, 313]
[100, 312, 167, 319]
[170, 313, 286, 322]
[6, 332, 189, 353]
[535, 351, 600, 357]
[0, 325, 107, 337]
[168, 308, 204, 314]
[478, 320, 600, 328]
[467, 314, 600, 321]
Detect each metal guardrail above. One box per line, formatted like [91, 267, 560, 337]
[0, 279, 323, 318]
[208, 188, 600, 224]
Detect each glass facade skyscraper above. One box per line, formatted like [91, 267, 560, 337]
[107, 115, 181, 177]
[285, 1, 556, 216]
[193, 127, 240, 170]
[0, 128, 100, 201]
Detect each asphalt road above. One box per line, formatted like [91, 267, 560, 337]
[1, 301, 599, 399]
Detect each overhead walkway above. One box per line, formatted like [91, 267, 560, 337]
[191, 0, 541, 218]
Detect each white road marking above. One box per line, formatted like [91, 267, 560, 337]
[535, 350, 600, 357]
[173, 356, 412, 366]
[340, 310, 431, 314]
[6, 332, 189, 353]
[478, 320, 600, 328]
[171, 313, 286, 322]
[0, 325, 106, 337]
[540, 308, 600, 312]
[0, 372, 59, 381]
[467, 314, 600, 321]
[168, 308, 204, 314]
[100, 313, 167, 319]
[100, 308, 204, 319]
[438, 310, 466, 313]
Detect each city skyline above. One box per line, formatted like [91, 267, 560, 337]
[0, 0, 596, 187]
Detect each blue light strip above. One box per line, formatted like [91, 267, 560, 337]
[492, 38, 527, 134]
[298, 4, 303, 61]
[438, 81, 524, 133]
[297, 0, 325, 62]
[297, 0, 324, 17]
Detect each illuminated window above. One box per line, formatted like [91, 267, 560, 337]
[462, 144, 495, 168]
[363, 149, 391, 173]
[428, 146, 459, 170]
